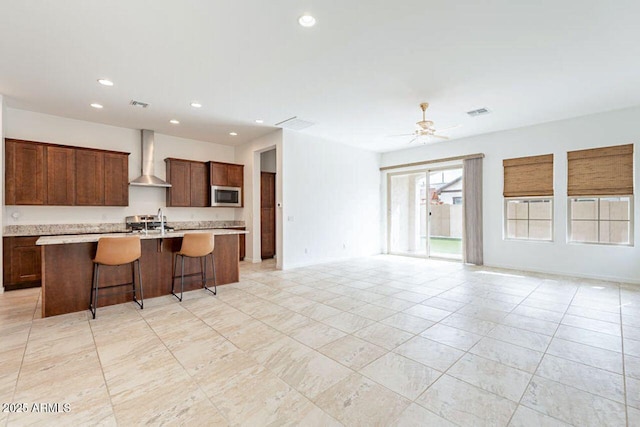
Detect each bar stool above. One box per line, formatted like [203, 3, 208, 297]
[89, 236, 144, 319]
[171, 233, 217, 301]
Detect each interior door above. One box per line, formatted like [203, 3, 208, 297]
[260, 172, 276, 259]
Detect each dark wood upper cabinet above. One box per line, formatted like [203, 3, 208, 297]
[46, 146, 75, 205]
[209, 161, 244, 206]
[165, 159, 191, 207]
[75, 150, 105, 206]
[4, 138, 129, 207]
[210, 162, 228, 186]
[5, 139, 46, 205]
[209, 161, 244, 188]
[190, 161, 209, 207]
[228, 164, 244, 188]
[104, 153, 129, 206]
[166, 158, 243, 207]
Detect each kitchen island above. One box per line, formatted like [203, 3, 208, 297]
[36, 229, 248, 317]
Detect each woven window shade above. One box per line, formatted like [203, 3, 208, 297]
[503, 154, 554, 197]
[567, 144, 633, 196]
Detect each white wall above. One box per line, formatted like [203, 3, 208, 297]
[260, 149, 276, 173]
[281, 130, 381, 269]
[235, 130, 283, 264]
[381, 105, 640, 283]
[3, 108, 236, 225]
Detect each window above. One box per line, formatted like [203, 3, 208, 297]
[569, 197, 632, 244]
[567, 144, 633, 245]
[503, 154, 554, 241]
[506, 198, 553, 240]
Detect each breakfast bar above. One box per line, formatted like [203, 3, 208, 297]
[36, 229, 248, 317]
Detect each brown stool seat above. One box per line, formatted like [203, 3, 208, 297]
[90, 236, 144, 319]
[177, 233, 214, 258]
[94, 236, 142, 265]
[172, 233, 217, 301]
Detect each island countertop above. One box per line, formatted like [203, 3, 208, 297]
[36, 228, 248, 246]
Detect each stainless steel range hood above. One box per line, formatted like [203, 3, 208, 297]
[130, 130, 171, 187]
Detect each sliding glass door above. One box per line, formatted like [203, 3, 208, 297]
[388, 167, 463, 260]
[389, 172, 428, 256]
[427, 168, 463, 259]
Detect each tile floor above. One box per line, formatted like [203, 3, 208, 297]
[1, 255, 639, 426]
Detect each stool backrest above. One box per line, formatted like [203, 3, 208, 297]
[94, 236, 142, 266]
[180, 233, 215, 257]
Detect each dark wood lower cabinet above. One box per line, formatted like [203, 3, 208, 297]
[3, 237, 42, 291]
[227, 227, 246, 261]
[41, 234, 239, 317]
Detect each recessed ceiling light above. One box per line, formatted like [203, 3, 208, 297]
[229, 132, 238, 136]
[169, 119, 180, 125]
[298, 15, 316, 27]
[97, 79, 114, 86]
[90, 103, 103, 109]
[255, 119, 264, 124]
[190, 102, 202, 108]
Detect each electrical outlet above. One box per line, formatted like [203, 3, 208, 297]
[288, 216, 294, 222]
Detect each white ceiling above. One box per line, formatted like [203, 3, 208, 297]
[1, 1, 640, 152]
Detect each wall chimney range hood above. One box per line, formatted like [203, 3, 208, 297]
[130, 130, 171, 187]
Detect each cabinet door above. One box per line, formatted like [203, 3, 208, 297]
[210, 162, 228, 186]
[46, 146, 75, 205]
[104, 153, 129, 206]
[3, 237, 41, 287]
[166, 159, 191, 207]
[190, 162, 209, 207]
[5, 139, 45, 205]
[75, 150, 105, 205]
[227, 164, 244, 188]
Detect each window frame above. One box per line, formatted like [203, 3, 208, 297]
[567, 195, 634, 247]
[504, 197, 554, 242]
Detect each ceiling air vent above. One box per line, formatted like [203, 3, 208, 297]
[466, 107, 490, 117]
[130, 100, 149, 108]
[275, 116, 315, 131]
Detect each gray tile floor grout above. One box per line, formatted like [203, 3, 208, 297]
[1, 255, 639, 426]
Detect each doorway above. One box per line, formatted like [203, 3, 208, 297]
[388, 166, 463, 260]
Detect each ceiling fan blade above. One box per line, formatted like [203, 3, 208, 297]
[431, 134, 449, 140]
[386, 133, 415, 138]
[435, 124, 461, 133]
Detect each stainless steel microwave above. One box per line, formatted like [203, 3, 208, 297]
[211, 186, 242, 207]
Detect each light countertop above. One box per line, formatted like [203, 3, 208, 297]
[36, 228, 248, 246]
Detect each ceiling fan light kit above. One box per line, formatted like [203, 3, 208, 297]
[390, 102, 457, 144]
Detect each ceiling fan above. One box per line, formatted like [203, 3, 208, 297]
[389, 102, 459, 144]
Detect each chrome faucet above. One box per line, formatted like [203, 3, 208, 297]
[157, 208, 165, 235]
